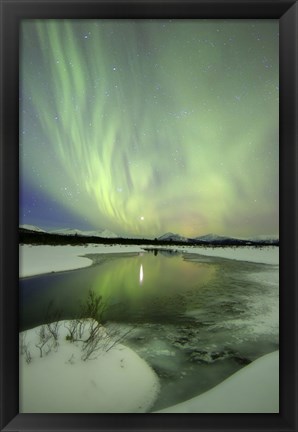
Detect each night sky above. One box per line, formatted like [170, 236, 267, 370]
[20, 19, 279, 238]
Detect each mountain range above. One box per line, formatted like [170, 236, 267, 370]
[19, 225, 278, 244]
[158, 232, 278, 245]
[49, 227, 118, 238]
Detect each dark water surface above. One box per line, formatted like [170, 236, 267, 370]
[20, 249, 279, 411]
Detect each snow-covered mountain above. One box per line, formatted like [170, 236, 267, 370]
[50, 228, 85, 236]
[158, 232, 279, 245]
[194, 234, 236, 243]
[158, 232, 237, 243]
[193, 233, 278, 244]
[20, 225, 118, 238]
[158, 232, 189, 242]
[50, 228, 118, 238]
[86, 229, 118, 238]
[20, 224, 46, 233]
[20, 225, 278, 244]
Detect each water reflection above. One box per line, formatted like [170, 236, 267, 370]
[139, 264, 144, 285]
[19, 249, 279, 411]
[20, 251, 215, 329]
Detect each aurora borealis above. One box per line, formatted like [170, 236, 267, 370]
[20, 19, 279, 238]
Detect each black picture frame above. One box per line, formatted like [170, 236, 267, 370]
[0, 0, 297, 431]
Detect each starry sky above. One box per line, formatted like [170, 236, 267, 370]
[20, 19, 279, 239]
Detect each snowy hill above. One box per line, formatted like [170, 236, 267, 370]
[82, 229, 118, 238]
[193, 233, 278, 245]
[20, 224, 46, 233]
[50, 228, 85, 236]
[50, 228, 118, 238]
[194, 234, 236, 243]
[20, 225, 119, 239]
[158, 232, 189, 242]
[97, 229, 118, 238]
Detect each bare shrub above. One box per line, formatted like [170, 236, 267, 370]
[24, 346, 32, 364]
[46, 320, 61, 342]
[81, 289, 107, 322]
[80, 321, 134, 361]
[23, 290, 134, 363]
[35, 325, 52, 358]
[20, 332, 33, 364]
[80, 322, 104, 361]
[103, 324, 134, 353]
[64, 318, 87, 342]
[45, 301, 62, 341]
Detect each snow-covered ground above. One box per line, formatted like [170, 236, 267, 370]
[19, 320, 159, 413]
[19, 244, 144, 277]
[19, 244, 278, 277]
[181, 245, 278, 265]
[20, 321, 279, 414]
[155, 350, 279, 413]
[19, 243, 279, 413]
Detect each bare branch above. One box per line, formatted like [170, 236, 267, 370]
[35, 325, 52, 358]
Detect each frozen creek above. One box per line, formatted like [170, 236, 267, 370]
[19, 244, 279, 413]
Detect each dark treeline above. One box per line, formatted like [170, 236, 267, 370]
[19, 228, 279, 248]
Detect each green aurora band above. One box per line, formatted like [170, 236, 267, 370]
[20, 19, 279, 238]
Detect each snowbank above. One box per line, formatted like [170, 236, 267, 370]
[19, 244, 278, 278]
[19, 321, 159, 413]
[156, 351, 279, 413]
[182, 246, 279, 265]
[19, 244, 144, 277]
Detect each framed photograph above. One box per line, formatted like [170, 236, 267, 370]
[1, 0, 297, 431]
